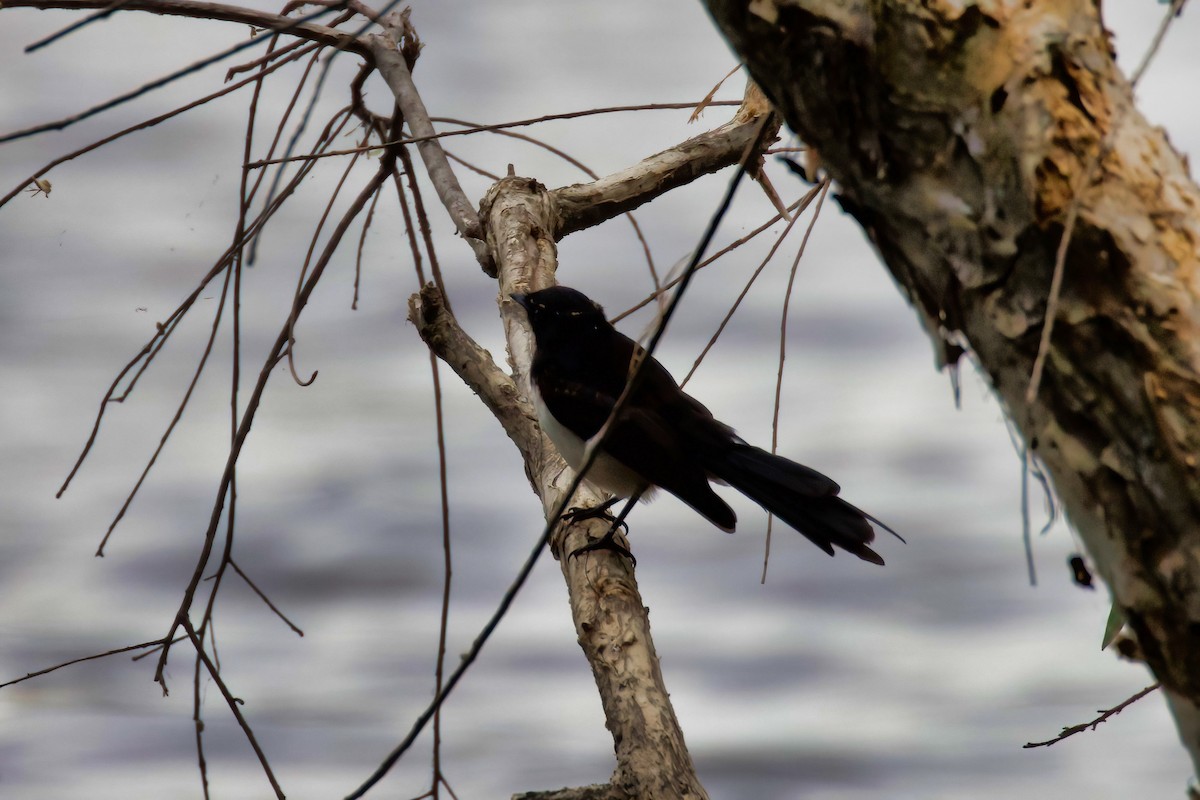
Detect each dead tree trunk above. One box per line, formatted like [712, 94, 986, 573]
[704, 0, 1200, 773]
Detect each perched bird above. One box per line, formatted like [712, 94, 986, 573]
[511, 285, 900, 565]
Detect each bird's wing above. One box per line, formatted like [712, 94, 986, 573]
[536, 367, 737, 531]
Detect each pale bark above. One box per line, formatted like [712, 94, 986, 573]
[409, 178, 713, 798]
[404, 85, 772, 800]
[374, 20, 769, 793]
[369, 12, 492, 270]
[555, 109, 773, 236]
[705, 0, 1200, 774]
[476, 174, 709, 800]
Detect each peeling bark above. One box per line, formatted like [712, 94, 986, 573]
[705, 0, 1200, 774]
[427, 174, 709, 800]
[401, 47, 770, 797]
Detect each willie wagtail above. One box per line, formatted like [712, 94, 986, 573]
[512, 285, 899, 565]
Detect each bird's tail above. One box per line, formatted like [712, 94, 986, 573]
[705, 443, 899, 565]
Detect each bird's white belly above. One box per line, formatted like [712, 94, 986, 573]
[532, 383, 647, 498]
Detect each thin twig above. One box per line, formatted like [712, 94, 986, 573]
[0, 639, 167, 689]
[192, 644, 211, 800]
[443, 150, 500, 181]
[1024, 161, 1088, 404]
[1023, 683, 1160, 748]
[0, 41, 322, 209]
[229, 560, 304, 636]
[391, 155, 429, 286]
[189, 63, 275, 791]
[245, 101, 743, 169]
[395, 142, 452, 312]
[612, 196, 807, 324]
[247, 44, 330, 264]
[1020, 445, 1037, 586]
[1129, 0, 1188, 88]
[428, 350, 453, 796]
[59, 108, 354, 511]
[154, 166, 391, 693]
[679, 184, 820, 388]
[285, 143, 366, 385]
[23, 0, 133, 51]
[431, 115, 660, 290]
[763, 179, 829, 583]
[59, 102, 353, 503]
[181, 618, 284, 799]
[249, 0, 403, 262]
[353, 176, 385, 309]
[96, 249, 237, 555]
[225, 36, 309, 81]
[0, 1, 355, 145]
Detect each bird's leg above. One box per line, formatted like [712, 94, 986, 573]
[569, 492, 642, 565]
[560, 496, 627, 532]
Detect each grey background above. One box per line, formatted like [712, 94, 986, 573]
[0, 2, 1196, 798]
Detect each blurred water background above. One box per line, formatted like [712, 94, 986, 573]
[1, 2, 1197, 798]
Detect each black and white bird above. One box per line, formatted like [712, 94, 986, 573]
[511, 285, 899, 565]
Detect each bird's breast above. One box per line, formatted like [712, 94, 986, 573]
[530, 380, 648, 499]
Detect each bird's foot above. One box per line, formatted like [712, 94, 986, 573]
[568, 525, 637, 566]
[560, 497, 627, 533]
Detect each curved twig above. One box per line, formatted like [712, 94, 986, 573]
[154, 165, 391, 693]
[0, 0, 361, 144]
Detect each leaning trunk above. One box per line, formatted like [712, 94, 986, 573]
[704, 0, 1200, 772]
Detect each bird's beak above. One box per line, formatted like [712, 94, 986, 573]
[510, 292, 529, 310]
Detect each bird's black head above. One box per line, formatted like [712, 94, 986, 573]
[511, 286, 608, 340]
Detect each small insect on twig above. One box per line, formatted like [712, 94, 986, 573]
[25, 179, 52, 198]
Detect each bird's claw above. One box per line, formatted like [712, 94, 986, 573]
[568, 527, 637, 566]
[561, 502, 628, 534]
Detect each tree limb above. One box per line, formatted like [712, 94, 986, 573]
[409, 173, 704, 799]
[554, 106, 776, 237]
[704, 0, 1200, 774]
[368, 11, 491, 270]
[3, 0, 365, 53]
[407, 283, 541, 470]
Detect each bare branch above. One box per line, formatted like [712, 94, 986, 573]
[25, 0, 132, 51]
[4, 0, 363, 51]
[154, 165, 391, 692]
[245, 101, 743, 170]
[1024, 683, 1161, 748]
[0, 639, 168, 689]
[56, 106, 356, 503]
[229, 560, 304, 636]
[181, 618, 284, 799]
[367, 12, 490, 268]
[0, 40, 323, 209]
[611, 195, 807, 324]
[0, 0, 362, 143]
[470, 114, 777, 793]
[678, 184, 821, 388]
[407, 285, 541, 466]
[431, 116, 660, 288]
[554, 110, 776, 236]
